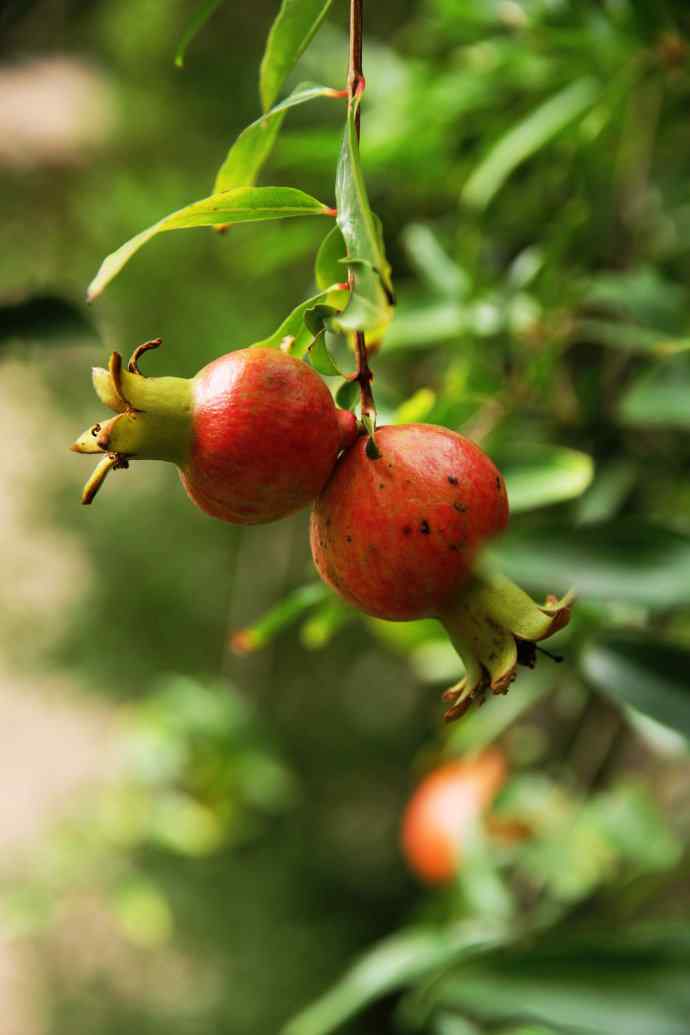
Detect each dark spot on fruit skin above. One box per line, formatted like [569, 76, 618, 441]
[403, 526, 412, 536]
[379, 483, 385, 489]
[448, 476, 458, 485]
[420, 519, 430, 534]
[346, 535, 352, 543]
[496, 476, 501, 490]
[449, 544, 458, 551]
[453, 501, 468, 513]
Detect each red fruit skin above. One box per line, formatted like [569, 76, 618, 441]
[402, 751, 506, 884]
[310, 424, 508, 620]
[181, 348, 357, 524]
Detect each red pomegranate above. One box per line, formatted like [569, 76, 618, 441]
[402, 750, 507, 884]
[310, 423, 572, 720]
[310, 423, 508, 620]
[72, 341, 357, 523]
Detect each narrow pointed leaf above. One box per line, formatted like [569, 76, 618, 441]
[283, 922, 511, 1035]
[259, 0, 333, 112]
[175, 0, 224, 68]
[332, 94, 393, 335]
[462, 78, 599, 209]
[214, 82, 339, 193]
[87, 187, 332, 300]
[580, 633, 690, 740]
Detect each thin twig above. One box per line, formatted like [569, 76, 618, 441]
[347, 0, 376, 424]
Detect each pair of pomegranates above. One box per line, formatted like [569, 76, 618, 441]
[72, 344, 570, 718]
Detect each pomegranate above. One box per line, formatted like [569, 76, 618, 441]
[402, 750, 506, 884]
[311, 423, 572, 719]
[72, 340, 357, 523]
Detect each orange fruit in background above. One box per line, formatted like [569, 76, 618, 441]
[401, 749, 507, 884]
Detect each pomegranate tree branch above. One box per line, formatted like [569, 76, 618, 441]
[347, 0, 376, 424]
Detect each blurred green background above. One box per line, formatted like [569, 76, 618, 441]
[1, 1, 690, 1033]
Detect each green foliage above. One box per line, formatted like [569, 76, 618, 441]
[6, 0, 690, 1032]
[87, 186, 333, 300]
[260, 0, 334, 111]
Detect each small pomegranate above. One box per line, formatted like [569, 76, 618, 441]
[72, 340, 357, 523]
[402, 750, 506, 884]
[311, 423, 572, 718]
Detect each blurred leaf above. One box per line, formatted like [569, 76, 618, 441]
[175, 0, 224, 68]
[402, 224, 470, 299]
[384, 299, 465, 350]
[315, 224, 347, 290]
[500, 446, 594, 513]
[87, 187, 333, 300]
[0, 293, 94, 345]
[576, 318, 690, 356]
[332, 95, 393, 335]
[585, 784, 682, 871]
[113, 879, 173, 948]
[395, 387, 437, 424]
[618, 355, 690, 428]
[462, 78, 599, 209]
[580, 633, 690, 740]
[259, 0, 334, 111]
[575, 461, 637, 526]
[494, 521, 690, 608]
[300, 598, 352, 649]
[214, 82, 339, 193]
[421, 929, 690, 1035]
[231, 582, 329, 653]
[283, 922, 511, 1035]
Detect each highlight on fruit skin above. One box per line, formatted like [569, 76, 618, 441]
[310, 422, 573, 720]
[401, 750, 507, 884]
[71, 338, 358, 524]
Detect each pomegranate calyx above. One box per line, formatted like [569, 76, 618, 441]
[72, 343, 193, 505]
[439, 573, 574, 722]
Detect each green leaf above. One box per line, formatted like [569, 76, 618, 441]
[576, 318, 690, 356]
[494, 520, 690, 609]
[462, 78, 599, 209]
[335, 379, 359, 411]
[87, 187, 332, 301]
[282, 922, 511, 1035]
[401, 224, 470, 299]
[306, 329, 342, 376]
[618, 355, 690, 428]
[331, 94, 393, 336]
[384, 300, 465, 350]
[259, 0, 334, 112]
[251, 287, 346, 352]
[423, 929, 690, 1035]
[580, 633, 690, 740]
[315, 224, 347, 291]
[499, 446, 594, 513]
[175, 0, 224, 68]
[214, 82, 339, 194]
[231, 582, 328, 653]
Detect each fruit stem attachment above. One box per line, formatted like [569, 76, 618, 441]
[347, 0, 376, 430]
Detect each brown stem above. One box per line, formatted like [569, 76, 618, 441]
[347, 0, 375, 424]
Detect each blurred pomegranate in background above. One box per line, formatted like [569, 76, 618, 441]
[401, 749, 507, 884]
